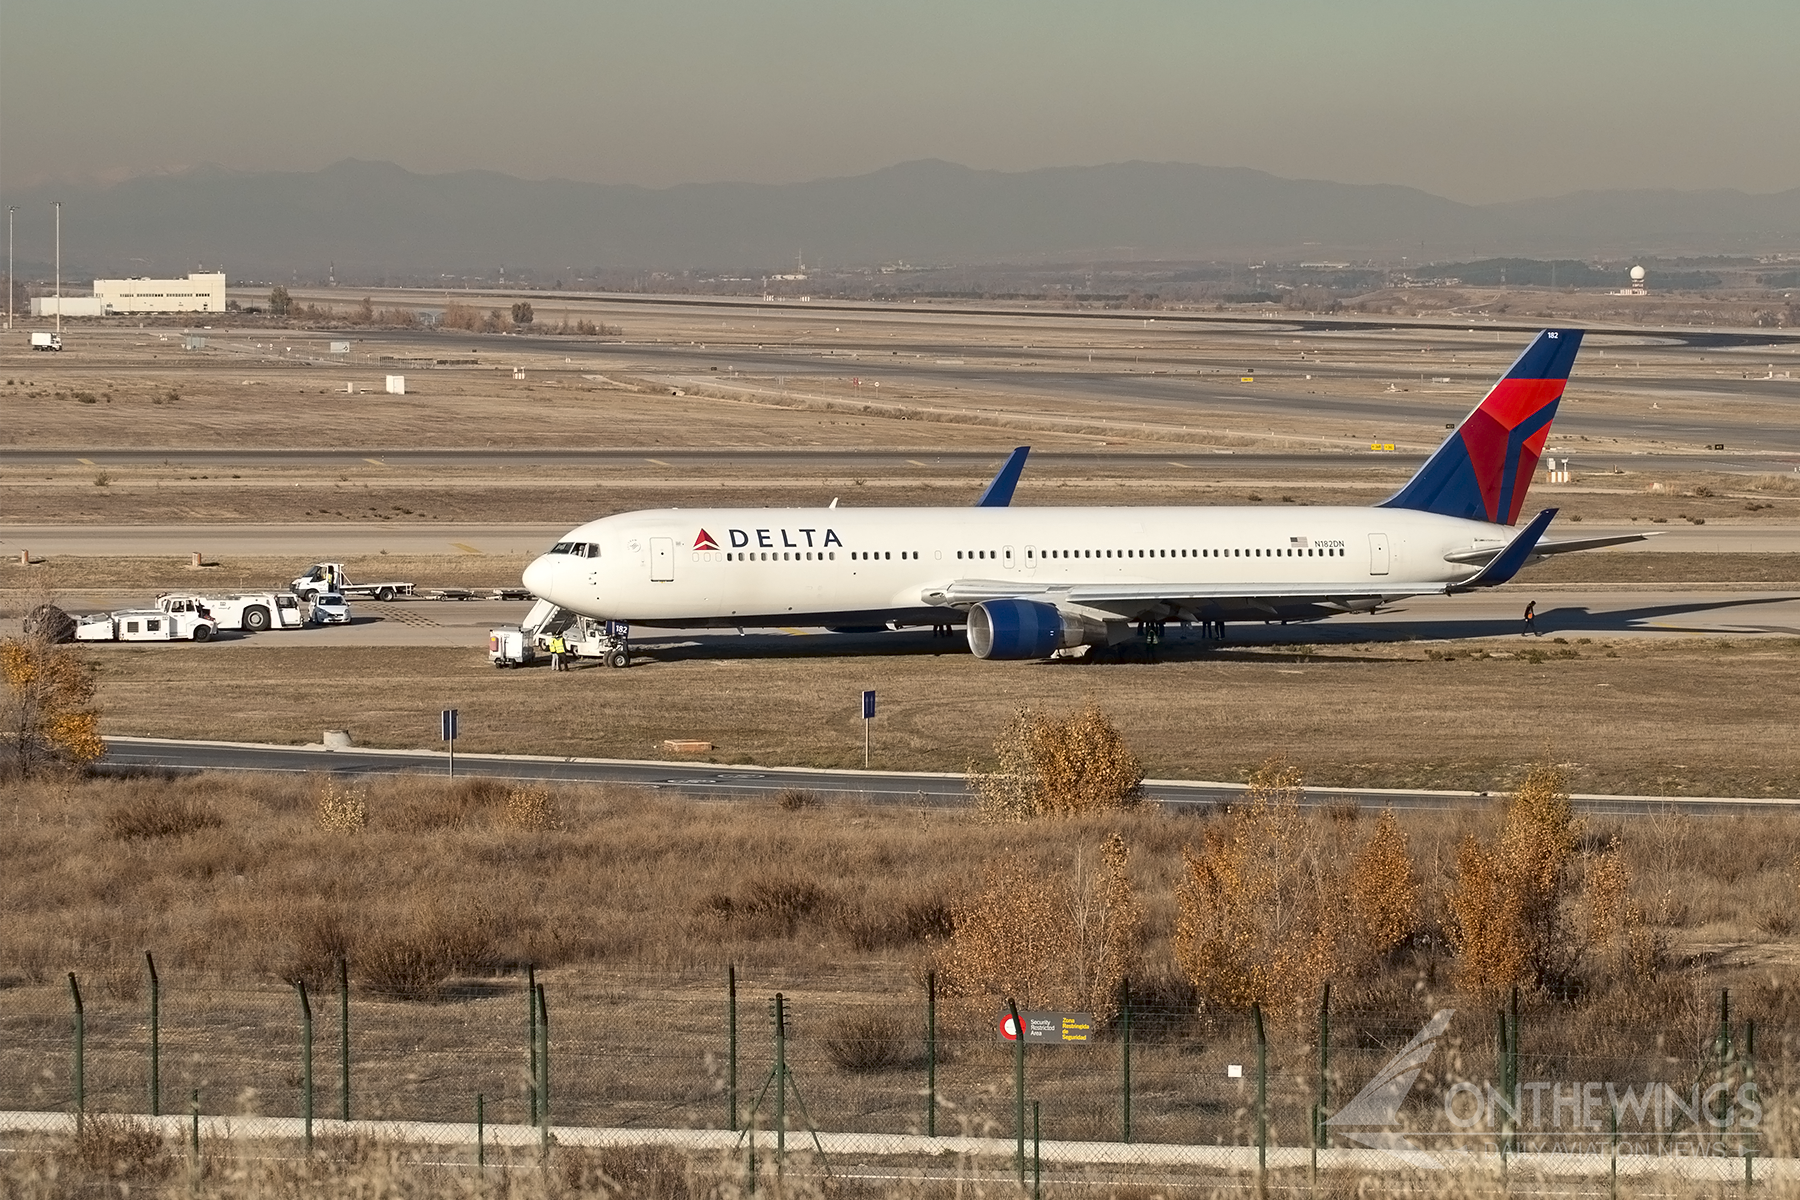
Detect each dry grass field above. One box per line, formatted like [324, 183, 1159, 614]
[2, 768, 1796, 1190]
[61, 636, 1800, 796]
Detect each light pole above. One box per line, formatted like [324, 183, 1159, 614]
[6, 206, 13, 330]
[54, 201, 61, 338]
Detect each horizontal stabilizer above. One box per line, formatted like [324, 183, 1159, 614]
[1442, 530, 1656, 566]
[1447, 508, 1557, 592]
[975, 447, 1030, 507]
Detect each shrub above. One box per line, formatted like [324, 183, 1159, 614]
[937, 833, 1142, 1023]
[59, 1115, 173, 1184]
[1, 634, 104, 777]
[824, 1008, 917, 1072]
[1446, 762, 1581, 994]
[701, 875, 833, 939]
[503, 783, 560, 830]
[776, 787, 818, 810]
[316, 779, 369, 833]
[972, 701, 1143, 821]
[103, 791, 223, 840]
[1173, 758, 1343, 1016]
[356, 901, 497, 1000]
[1346, 808, 1417, 956]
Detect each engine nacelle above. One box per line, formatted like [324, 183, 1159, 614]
[966, 598, 1081, 660]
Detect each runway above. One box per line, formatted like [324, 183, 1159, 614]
[98, 736, 1798, 815]
[24, 586, 1800, 650]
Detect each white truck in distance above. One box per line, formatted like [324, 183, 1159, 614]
[290, 563, 414, 602]
[75, 609, 216, 642]
[157, 592, 303, 632]
[30, 332, 62, 351]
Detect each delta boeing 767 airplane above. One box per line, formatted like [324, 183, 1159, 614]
[523, 329, 1646, 663]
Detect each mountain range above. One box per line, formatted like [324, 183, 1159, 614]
[3, 158, 1796, 281]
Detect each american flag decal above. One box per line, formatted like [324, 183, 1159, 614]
[1290, 536, 1309, 547]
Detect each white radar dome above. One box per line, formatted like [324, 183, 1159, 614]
[1630, 265, 1647, 282]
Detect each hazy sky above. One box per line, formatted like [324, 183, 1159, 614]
[3, 0, 1795, 203]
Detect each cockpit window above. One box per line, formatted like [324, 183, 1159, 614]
[584, 543, 600, 558]
[549, 541, 575, 555]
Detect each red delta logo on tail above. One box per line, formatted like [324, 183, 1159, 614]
[694, 528, 720, 551]
[1381, 329, 1584, 525]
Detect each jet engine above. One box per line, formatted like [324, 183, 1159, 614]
[966, 598, 1088, 660]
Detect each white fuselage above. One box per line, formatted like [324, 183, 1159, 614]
[522, 505, 1508, 628]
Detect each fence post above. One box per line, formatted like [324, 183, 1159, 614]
[772, 993, 787, 1167]
[1717, 988, 1732, 1126]
[1120, 977, 1132, 1143]
[476, 1093, 485, 1170]
[728, 964, 738, 1132]
[68, 973, 84, 1136]
[536, 983, 550, 1155]
[925, 970, 937, 1138]
[338, 956, 351, 1122]
[297, 980, 313, 1153]
[1253, 1002, 1267, 1186]
[1496, 1008, 1511, 1164]
[146, 951, 160, 1118]
[189, 1089, 200, 1162]
[527, 965, 539, 1126]
[1314, 980, 1329, 1186]
[1008, 997, 1025, 1186]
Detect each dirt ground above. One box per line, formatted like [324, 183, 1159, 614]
[70, 635, 1800, 796]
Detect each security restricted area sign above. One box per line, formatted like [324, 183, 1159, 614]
[997, 1008, 1094, 1044]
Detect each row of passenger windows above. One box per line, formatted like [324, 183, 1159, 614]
[959, 547, 1346, 560]
[706, 550, 922, 562]
[700, 546, 1344, 564]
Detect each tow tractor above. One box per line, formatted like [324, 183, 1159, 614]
[491, 599, 632, 668]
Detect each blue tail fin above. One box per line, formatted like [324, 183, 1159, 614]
[975, 447, 1029, 507]
[1381, 330, 1583, 524]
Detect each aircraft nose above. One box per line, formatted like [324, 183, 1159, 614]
[522, 555, 561, 602]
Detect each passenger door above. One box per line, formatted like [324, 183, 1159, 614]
[1368, 533, 1391, 576]
[649, 537, 675, 582]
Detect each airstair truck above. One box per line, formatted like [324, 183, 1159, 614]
[496, 598, 631, 668]
[290, 562, 415, 602]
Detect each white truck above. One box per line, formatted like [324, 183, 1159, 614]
[157, 592, 303, 632]
[290, 562, 415, 602]
[30, 332, 62, 351]
[74, 609, 216, 642]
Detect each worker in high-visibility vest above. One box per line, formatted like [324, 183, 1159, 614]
[548, 633, 566, 671]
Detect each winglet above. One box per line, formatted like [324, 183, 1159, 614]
[1448, 508, 1557, 592]
[974, 447, 1030, 507]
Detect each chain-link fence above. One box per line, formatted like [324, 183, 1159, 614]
[3, 961, 1793, 1191]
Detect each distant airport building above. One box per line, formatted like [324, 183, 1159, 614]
[28, 297, 107, 317]
[95, 272, 227, 313]
[30, 272, 228, 316]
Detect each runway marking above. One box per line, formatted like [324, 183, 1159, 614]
[364, 458, 387, 466]
[646, 458, 671, 467]
[778, 626, 810, 635]
[77, 458, 95, 465]
[1168, 461, 1191, 468]
[451, 542, 482, 555]
[907, 460, 929, 467]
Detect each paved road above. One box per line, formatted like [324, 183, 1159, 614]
[8, 521, 1800, 558]
[98, 736, 1797, 816]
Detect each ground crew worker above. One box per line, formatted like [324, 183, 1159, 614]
[549, 633, 566, 671]
[1522, 599, 1539, 637]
